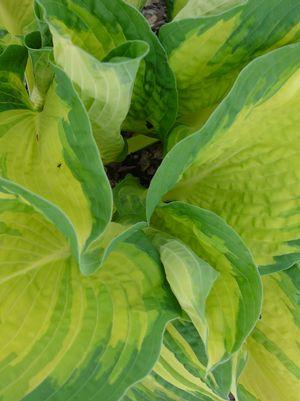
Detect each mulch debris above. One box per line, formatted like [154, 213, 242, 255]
[106, 142, 163, 188]
[142, 0, 167, 33]
[106, 1, 167, 187]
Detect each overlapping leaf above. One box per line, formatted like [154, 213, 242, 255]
[238, 264, 300, 401]
[113, 175, 147, 224]
[0, 187, 179, 401]
[172, 0, 246, 20]
[36, 0, 149, 162]
[150, 202, 262, 369]
[0, 44, 113, 274]
[160, 0, 300, 146]
[127, 265, 300, 401]
[37, 0, 178, 149]
[125, 318, 248, 401]
[148, 43, 300, 274]
[124, 320, 226, 401]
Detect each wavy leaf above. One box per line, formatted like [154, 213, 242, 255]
[0, 44, 113, 274]
[238, 264, 300, 401]
[37, 0, 177, 144]
[36, 0, 149, 162]
[160, 239, 218, 339]
[169, 0, 246, 21]
[0, 188, 179, 401]
[151, 202, 262, 370]
[148, 43, 300, 274]
[124, 319, 246, 401]
[160, 0, 300, 140]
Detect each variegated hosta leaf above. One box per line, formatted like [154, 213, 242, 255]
[0, 190, 180, 401]
[159, 0, 300, 140]
[113, 175, 147, 224]
[165, 0, 188, 20]
[36, 3, 149, 162]
[125, 319, 246, 401]
[0, 45, 113, 274]
[24, 31, 54, 111]
[160, 239, 218, 340]
[37, 0, 178, 143]
[238, 264, 300, 401]
[173, 0, 246, 20]
[0, 0, 35, 34]
[0, 30, 21, 53]
[55, 37, 148, 163]
[124, 0, 147, 9]
[151, 202, 262, 370]
[128, 266, 300, 401]
[148, 43, 300, 274]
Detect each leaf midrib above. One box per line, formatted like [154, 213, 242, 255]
[0, 246, 71, 285]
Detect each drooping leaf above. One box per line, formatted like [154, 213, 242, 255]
[127, 260, 300, 401]
[37, 0, 178, 144]
[0, 0, 35, 35]
[160, 239, 218, 339]
[160, 0, 300, 141]
[36, 0, 149, 162]
[0, 44, 113, 274]
[148, 43, 300, 274]
[150, 202, 262, 370]
[0, 189, 179, 401]
[238, 264, 300, 401]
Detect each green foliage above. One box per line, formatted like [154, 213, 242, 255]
[0, 1, 299, 400]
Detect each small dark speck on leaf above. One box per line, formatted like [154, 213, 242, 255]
[146, 121, 154, 129]
[36, 134, 39, 142]
[229, 393, 235, 401]
[57, 163, 62, 168]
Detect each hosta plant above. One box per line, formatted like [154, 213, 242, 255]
[0, 0, 299, 400]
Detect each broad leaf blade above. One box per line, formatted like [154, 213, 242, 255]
[0, 191, 179, 401]
[174, 0, 246, 20]
[124, 0, 147, 9]
[0, 0, 35, 34]
[151, 202, 262, 370]
[0, 45, 113, 273]
[160, 239, 218, 339]
[238, 264, 300, 401]
[125, 319, 242, 401]
[37, 0, 178, 142]
[148, 43, 300, 274]
[50, 23, 149, 162]
[160, 0, 300, 136]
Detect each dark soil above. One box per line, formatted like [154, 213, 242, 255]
[106, 1, 168, 188]
[142, 0, 167, 33]
[105, 142, 163, 188]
